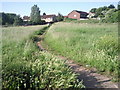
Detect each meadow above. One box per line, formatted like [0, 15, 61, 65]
[44, 22, 119, 81]
[2, 25, 84, 89]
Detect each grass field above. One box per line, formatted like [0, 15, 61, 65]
[44, 22, 119, 81]
[64, 18, 100, 23]
[2, 25, 84, 89]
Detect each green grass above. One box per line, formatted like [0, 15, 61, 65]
[44, 22, 119, 81]
[64, 18, 99, 23]
[2, 25, 84, 89]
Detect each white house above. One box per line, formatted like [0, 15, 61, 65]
[41, 15, 56, 22]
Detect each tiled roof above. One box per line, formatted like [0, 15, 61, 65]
[74, 10, 88, 14]
[23, 16, 30, 20]
[41, 15, 56, 19]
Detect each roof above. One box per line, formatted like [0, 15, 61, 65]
[64, 16, 68, 18]
[41, 15, 56, 19]
[68, 10, 88, 16]
[23, 16, 30, 20]
[74, 10, 88, 14]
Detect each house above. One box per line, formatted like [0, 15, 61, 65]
[88, 12, 101, 20]
[67, 10, 88, 20]
[88, 12, 96, 18]
[23, 16, 30, 21]
[64, 16, 68, 18]
[22, 14, 56, 23]
[41, 14, 56, 23]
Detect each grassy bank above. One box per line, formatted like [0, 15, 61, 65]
[44, 22, 119, 81]
[64, 18, 99, 23]
[2, 25, 84, 89]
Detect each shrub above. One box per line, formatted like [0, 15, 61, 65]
[95, 35, 118, 57]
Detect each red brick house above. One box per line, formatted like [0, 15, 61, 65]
[67, 10, 88, 20]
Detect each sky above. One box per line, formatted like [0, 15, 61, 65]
[1, 2, 119, 17]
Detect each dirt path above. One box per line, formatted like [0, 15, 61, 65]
[57, 56, 118, 88]
[36, 39, 119, 88]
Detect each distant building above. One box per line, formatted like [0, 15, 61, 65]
[23, 16, 30, 21]
[23, 14, 56, 23]
[88, 12, 96, 18]
[64, 16, 68, 18]
[41, 15, 56, 23]
[67, 10, 88, 20]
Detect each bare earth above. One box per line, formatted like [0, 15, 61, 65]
[57, 56, 118, 88]
[37, 40, 119, 88]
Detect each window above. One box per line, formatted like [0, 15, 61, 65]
[74, 15, 76, 17]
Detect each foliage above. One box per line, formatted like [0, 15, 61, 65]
[44, 22, 119, 80]
[13, 15, 23, 26]
[2, 25, 84, 89]
[108, 4, 115, 9]
[30, 5, 41, 24]
[64, 18, 99, 23]
[118, 3, 120, 10]
[43, 12, 46, 15]
[56, 13, 64, 22]
[0, 12, 23, 26]
[101, 9, 119, 23]
[89, 4, 119, 23]
[90, 8, 97, 13]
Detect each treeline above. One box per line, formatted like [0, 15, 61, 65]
[0, 5, 64, 26]
[0, 13, 23, 26]
[90, 4, 120, 23]
[29, 5, 64, 25]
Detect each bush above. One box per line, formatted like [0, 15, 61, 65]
[95, 35, 118, 57]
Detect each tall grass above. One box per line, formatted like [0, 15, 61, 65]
[2, 25, 84, 89]
[64, 18, 99, 23]
[44, 22, 119, 81]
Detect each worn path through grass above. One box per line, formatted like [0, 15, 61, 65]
[36, 23, 119, 88]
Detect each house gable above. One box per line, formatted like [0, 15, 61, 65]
[68, 10, 80, 20]
[41, 14, 56, 22]
[68, 10, 88, 20]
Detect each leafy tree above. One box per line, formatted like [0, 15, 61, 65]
[118, 5, 120, 10]
[0, 12, 17, 25]
[102, 6, 109, 11]
[6, 13, 16, 24]
[30, 5, 41, 24]
[95, 7, 104, 17]
[13, 15, 23, 26]
[56, 13, 64, 21]
[90, 8, 97, 13]
[1, 13, 8, 25]
[118, 1, 120, 10]
[101, 9, 118, 23]
[43, 13, 46, 15]
[108, 4, 115, 9]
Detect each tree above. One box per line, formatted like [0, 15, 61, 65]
[101, 9, 118, 23]
[43, 13, 46, 15]
[102, 6, 109, 11]
[13, 15, 23, 26]
[90, 8, 97, 13]
[30, 5, 41, 24]
[1, 13, 8, 25]
[95, 7, 104, 17]
[6, 13, 16, 24]
[0, 12, 18, 25]
[56, 13, 64, 21]
[118, 1, 120, 10]
[108, 4, 115, 9]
